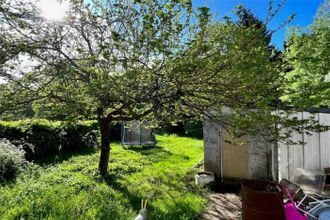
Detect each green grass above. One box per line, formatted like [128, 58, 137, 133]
[0, 135, 206, 220]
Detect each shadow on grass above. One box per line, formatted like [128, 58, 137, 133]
[33, 147, 96, 166]
[102, 160, 205, 220]
[122, 144, 156, 151]
[103, 174, 142, 210]
[123, 145, 173, 163]
[103, 174, 204, 220]
[107, 145, 173, 182]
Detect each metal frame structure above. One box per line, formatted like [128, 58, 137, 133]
[280, 178, 330, 219]
[121, 121, 156, 146]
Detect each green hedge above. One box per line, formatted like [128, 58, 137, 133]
[0, 120, 99, 161]
[157, 120, 203, 139]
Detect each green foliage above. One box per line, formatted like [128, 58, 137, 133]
[168, 9, 284, 139]
[157, 121, 203, 138]
[167, 5, 328, 141]
[1, 0, 327, 172]
[0, 135, 206, 219]
[0, 0, 196, 173]
[0, 139, 26, 182]
[0, 0, 193, 123]
[282, 0, 330, 108]
[184, 121, 203, 138]
[0, 120, 99, 160]
[236, 6, 272, 47]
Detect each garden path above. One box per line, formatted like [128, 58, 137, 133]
[200, 182, 242, 220]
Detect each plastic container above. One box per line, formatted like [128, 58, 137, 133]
[195, 171, 215, 187]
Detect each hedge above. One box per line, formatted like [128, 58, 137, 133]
[0, 120, 99, 161]
[157, 120, 203, 139]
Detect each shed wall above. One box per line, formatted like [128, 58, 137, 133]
[203, 112, 330, 181]
[203, 117, 222, 178]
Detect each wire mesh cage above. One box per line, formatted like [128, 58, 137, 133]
[121, 121, 156, 146]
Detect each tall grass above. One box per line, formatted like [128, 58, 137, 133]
[0, 135, 206, 219]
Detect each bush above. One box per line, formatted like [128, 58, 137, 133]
[109, 121, 122, 142]
[0, 120, 99, 161]
[157, 120, 203, 138]
[184, 121, 203, 139]
[0, 139, 26, 182]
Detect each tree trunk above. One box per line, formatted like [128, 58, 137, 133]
[98, 117, 111, 176]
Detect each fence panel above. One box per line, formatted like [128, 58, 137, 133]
[303, 112, 320, 170]
[320, 113, 330, 169]
[279, 113, 330, 180]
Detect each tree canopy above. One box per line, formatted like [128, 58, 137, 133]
[0, 0, 195, 174]
[282, 0, 330, 109]
[0, 0, 328, 175]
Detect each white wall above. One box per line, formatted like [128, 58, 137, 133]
[203, 116, 222, 178]
[278, 112, 330, 180]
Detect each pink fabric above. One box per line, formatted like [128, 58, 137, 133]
[284, 202, 308, 220]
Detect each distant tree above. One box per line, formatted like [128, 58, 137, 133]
[167, 4, 326, 141]
[236, 6, 284, 107]
[236, 6, 272, 46]
[282, 0, 330, 109]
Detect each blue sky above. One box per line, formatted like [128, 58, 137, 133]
[192, 0, 324, 50]
[84, 0, 324, 50]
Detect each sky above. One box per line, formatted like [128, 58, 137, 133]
[192, 0, 324, 50]
[82, 0, 324, 50]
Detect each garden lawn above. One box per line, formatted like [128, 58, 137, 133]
[0, 135, 206, 220]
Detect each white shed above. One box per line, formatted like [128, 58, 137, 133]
[203, 111, 330, 181]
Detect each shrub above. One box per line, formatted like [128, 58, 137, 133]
[0, 139, 26, 182]
[0, 120, 99, 161]
[60, 123, 99, 153]
[157, 120, 203, 138]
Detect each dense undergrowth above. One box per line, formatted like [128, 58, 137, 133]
[0, 120, 99, 160]
[0, 135, 206, 220]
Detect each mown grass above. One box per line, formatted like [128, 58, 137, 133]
[0, 135, 206, 220]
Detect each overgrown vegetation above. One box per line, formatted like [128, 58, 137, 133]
[0, 120, 98, 160]
[0, 139, 26, 182]
[282, 0, 330, 108]
[0, 135, 206, 219]
[0, 0, 328, 218]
